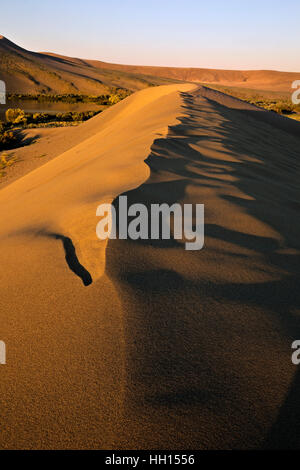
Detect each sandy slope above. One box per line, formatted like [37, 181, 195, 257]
[1, 84, 300, 449]
[43, 51, 300, 92]
[0, 83, 195, 448]
[1, 36, 298, 94]
[0, 35, 176, 94]
[87, 61, 300, 92]
[0, 126, 94, 189]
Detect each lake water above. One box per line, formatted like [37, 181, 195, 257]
[0, 99, 103, 121]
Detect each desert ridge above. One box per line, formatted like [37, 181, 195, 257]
[0, 83, 196, 280]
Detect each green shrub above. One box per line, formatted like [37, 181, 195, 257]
[108, 94, 122, 105]
[0, 152, 17, 176]
[5, 108, 26, 124]
[266, 101, 294, 114]
[7, 91, 132, 105]
[0, 121, 16, 150]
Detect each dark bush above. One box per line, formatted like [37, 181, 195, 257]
[0, 121, 16, 150]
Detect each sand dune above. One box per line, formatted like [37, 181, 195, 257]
[0, 83, 195, 448]
[0, 84, 194, 279]
[1, 84, 300, 449]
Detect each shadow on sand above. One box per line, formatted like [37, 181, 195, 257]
[105, 88, 300, 448]
[49, 232, 93, 286]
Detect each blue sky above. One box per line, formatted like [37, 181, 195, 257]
[1, 0, 300, 71]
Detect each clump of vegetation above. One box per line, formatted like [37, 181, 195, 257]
[0, 89, 131, 152]
[109, 94, 122, 105]
[7, 88, 131, 105]
[0, 121, 17, 150]
[4, 109, 102, 129]
[30, 109, 101, 126]
[261, 101, 298, 114]
[5, 108, 27, 125]
[204, 84, 300, 119]
[289, 114, 300, 122]
[0, 152, 17, 177]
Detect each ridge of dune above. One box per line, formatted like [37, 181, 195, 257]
[1, 82, 300, 449]
[0, 83, 196, 281]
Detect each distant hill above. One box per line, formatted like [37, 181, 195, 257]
[0, 36, 176, 94]
[80, 59, 299, 93]
[0, 35, 298, 95]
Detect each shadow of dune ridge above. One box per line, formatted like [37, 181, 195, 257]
[105, 87, 300, 449]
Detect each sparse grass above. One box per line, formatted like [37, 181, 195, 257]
[0, 90, 131, 155]
[0, 152, 17, 177]
[4, 109, 102, 129]
[35, 154, 47, 158]
[202, 84, 300, 121]
[288, 114, 300, 121]
[3, 90, 132, 133]
[0, 121, 17, 150]
[26, 121, 82, 128]
[7, 89, 132, 105]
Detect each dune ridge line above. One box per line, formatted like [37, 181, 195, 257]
[0, 83, 196, 282]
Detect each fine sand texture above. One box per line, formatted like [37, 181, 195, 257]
[1, 84, 300, 449]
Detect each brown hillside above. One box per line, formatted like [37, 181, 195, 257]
[1, 36, 298, 94]
[0, 36, 176, 94]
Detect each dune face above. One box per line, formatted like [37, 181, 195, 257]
[1, 83, 300, 449]
[0, 36, 298, 94]
[0, 84, 196, 449]
[0, 84, 194, 280]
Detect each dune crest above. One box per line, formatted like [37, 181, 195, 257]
[1, 83, 300, 449]
[0, 83, 196, 282]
